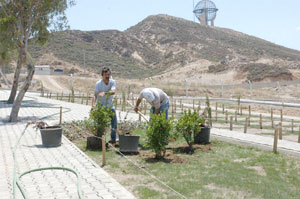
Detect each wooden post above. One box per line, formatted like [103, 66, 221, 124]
[180, 99, 182, 108]
[230, 116, 233, 131]
[273, 127, 279, 153]
[215, 108, 218, 121]
[102, 135, 106, 166]
[172, 104, 174, 118]
[225, 111, 228, 123]
[248, 116, 250, 127]
[144, 101, 147, 115]
[46, 92, 49, 98]
[235, 111, 237, 122]
[50, 92, 52, 98]
[56, 93, 59, 100]
[197, 105, 200, 115]
[60, 92, 63, 100]
[244, 117, 248, 133]
[81, 94, 84, 104]
[174, 99, 177, 113]
[259, 114, 263, 129]
[279, 122, 282, 140]
[222, 104, 224, 114]
[240, 106, 243, 115]
[86, 93, 89, 105]
[271, 109, 274, 128]
[248, 105, 251, 117]
[298, 126, 300, 143]
[68, 93, 71, 102]
[280, 109, 283, 122]
[291, 119, 294, 133]
[181, 103, 183, 113]
[215, 102, 218, 112]
[192, 99, 195, 109]
[59, 106, 62, 125]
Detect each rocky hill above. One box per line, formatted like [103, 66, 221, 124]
[29, 14, 300, 81]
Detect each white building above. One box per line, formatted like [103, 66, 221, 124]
[35, 65, 51, 75]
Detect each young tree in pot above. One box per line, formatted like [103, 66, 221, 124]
[146, 112, 173, 159]
[175, 110, 204, 153]
[86, 101, 114, 150]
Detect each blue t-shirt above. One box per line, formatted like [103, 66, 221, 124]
[94, 79, 116, 108]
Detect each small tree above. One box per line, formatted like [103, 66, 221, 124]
[88, 102, 114, 137]
[0, 0, 75, 122]
[176, 110, 204, 152]
[146, 112, 173, 159]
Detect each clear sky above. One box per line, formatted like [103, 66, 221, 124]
[66, 0, 300, 51]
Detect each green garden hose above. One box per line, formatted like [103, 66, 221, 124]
[12, 106, 83, 199]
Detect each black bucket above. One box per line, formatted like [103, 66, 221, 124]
[119, 134, 140, 153]
[40, 126, 62, 147]
[194, 126, 211, 144]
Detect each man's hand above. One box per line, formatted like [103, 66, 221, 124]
[134, 106, 139, 113]
[98, 92, 105, 97]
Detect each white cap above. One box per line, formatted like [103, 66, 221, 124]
[143, 90, 155, 102]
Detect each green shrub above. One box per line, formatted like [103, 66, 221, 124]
[87, 102, 114, 137]
[176, 110, 205, 152]
[146, 112, 173, 159]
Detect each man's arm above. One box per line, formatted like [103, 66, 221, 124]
[134, 98, 142, 113]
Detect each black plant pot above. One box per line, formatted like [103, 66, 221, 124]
[119, 134, 140, 153]
[194, 126, 211, 144]
[40, 126, 62, 147]
[86, 136, 102, 150]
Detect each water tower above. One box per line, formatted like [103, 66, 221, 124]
[193, 0, 218, 26]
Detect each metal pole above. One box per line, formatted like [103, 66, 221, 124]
[248, 80, 252, 97]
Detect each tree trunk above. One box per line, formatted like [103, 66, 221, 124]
[7, 48, 24, 104]
[9, 63, 35, 122]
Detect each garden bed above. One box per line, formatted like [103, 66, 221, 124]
[63, 122, 300, 199]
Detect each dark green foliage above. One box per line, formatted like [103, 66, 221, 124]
[208, 64, 228, 73]
[146, 112, 173, 159]
[175, 110, 205, 151]
[87, 102, 114, 137]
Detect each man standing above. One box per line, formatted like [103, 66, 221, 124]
[134, 88, 169, 119]
[92, 67, 117, 143]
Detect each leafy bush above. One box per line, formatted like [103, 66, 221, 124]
[176, 110, 205, 152]
[87, 102, 114, 137]
[146, 112, 173, 159]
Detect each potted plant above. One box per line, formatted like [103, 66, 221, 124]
[176, 109, 203, 153]
[117, 113, 142, 153]
[194, 94, 212, 144]
[34, 121, 62, 147]
[86, 101, 114, 150]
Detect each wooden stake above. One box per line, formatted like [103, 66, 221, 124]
[273, 127, 279, 153]
[259, 114, 263, 129]
[230, 116, 233, 131]
[244, 117, 248, 133]
[248, 116, 251, 127]
[60, 92, 63, 100]
[271, 108, 274, 128]
[86, 93, 89, 105]
[291, 119, 294, 133]
[240, 106, 243, 115]
[68, 93, 71, 102]
[174, 99, 177, 113]
[225, 111, 228, 123]
[222, 104, 224, 114]
[235, 111, 237, 122]
[215, 108, 218, 121]
[102, 135, 106, 166]
[298, 126, 300, 143]
[59, 106, 62, 125]
[248, 105, 251, 117]
[280, 109, 283, 122]
[56, 93, 59, 100]
[279, 122, 282, 140]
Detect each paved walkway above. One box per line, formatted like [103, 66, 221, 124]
[2, 90, 300, 199]
[0, 90, 138, 199]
